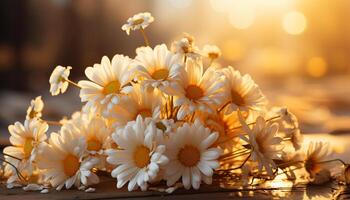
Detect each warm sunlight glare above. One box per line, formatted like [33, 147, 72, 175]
[282, 11, 307, 35]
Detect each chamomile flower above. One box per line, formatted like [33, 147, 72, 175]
[174, 58, 226, 119]
[203, 107, 241, 150]
[221, 66, 267, 114]
[304, 142, 332, 178]
[171, 34, 200, 60]
[3, 119, 48, 183]
[78, 54, 133, 112]
[49, 65, 72, 96]
[202, 45, 221, 60]
[122, 12, 154, 35]
[36, 128, 99, 190]
[164, 120, 222, 189]
[105, 84, 163, 127]
[106, 116, 168, 191]
[65, 115, 112, 154]
[238, 112, 282, 176]
[26, 96, 44, 120]
[132, 44, 183, 94]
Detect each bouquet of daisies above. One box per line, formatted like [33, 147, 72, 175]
[1, 12, 348, 193]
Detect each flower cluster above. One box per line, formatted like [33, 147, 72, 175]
[1, 12, 347, 193]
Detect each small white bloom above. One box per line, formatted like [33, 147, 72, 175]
[26, 96, 44, 120]
[3, 119, 48, 183]
[132, 44, 183, 95]
[221, 66, 267, 114]
[106, 116, 169, 191]
[78, 55, 133, 113]
[164, 120, 222, 190]
[174, 58, 226, 119]
[36, 129, 99, 190]
[105, 84, 163, 127]
[122, 12, 154, 35]
[49, 65, 72, 96]
[171, 33, 201, 60]
[202, 45, 221, 60]
[238, 112, 282, 176]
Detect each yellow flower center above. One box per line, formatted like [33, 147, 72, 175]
[178, 145, 200, 167]
[208, 52, 219, 60]
[185, 85, 204, 101]
[133, 146, 150, 168]
[132, 18, 144, 25]
[28, 110, 37, 119]
[63, 154, 80, 177]
[151, 68, 169, 80]
[231, 89, 245, 106]
[137, 109, 152, 119]
[87, 138, 102, 151]
[103, 80, 121, 95]
[23, 138, 34, 158]
[156, 121, 167, 132]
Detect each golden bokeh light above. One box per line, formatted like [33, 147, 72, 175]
[306, 56, 328, 78]
[221, 40, 246, 61]
[282, 11, 307, 35]
[228, 0, 255, 30]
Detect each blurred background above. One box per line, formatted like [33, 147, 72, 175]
[0, 0, 350, 145]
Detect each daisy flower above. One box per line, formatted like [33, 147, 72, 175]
[174, 58, 226, 119]
[238, 112, 282, 176]
[49, 65, 72, 96]
[122, 12, 154, 35]
[64, 115, 112, 155]
[221, 66, 267, 114]
[36, 127, 99, 190]
[164, 120, 222, 189]
[304, 142, 332, 178]
[105, 84, 163, 127]
[171, 34, 201, 60]
[203, 107, 241, 150]
[132, 44, 183, 94]
[78, 54, 133, 112]
[202, 45, 222, 60]
[26, 96, 44, 120]
[106, 116, 169, 191]
[3, 119, 48, 183]
[268, 107, 303, 150]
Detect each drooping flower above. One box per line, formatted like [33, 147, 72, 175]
[3, 119, 48, 183]
[221, 66, 267, 114]
[174, 58, 226, 119]
[26, 96, 44, 120]
[105, 84, 163, 127]
[36, 127, 99, 190]
[132, 44, 183, 94]
[49, 65, 72, 96]
[164, 120, 222, 189]
[202, 45, 222, 60]
[238, 112, 282, 176]
[78, 54, 133, 112]
[122, 12, 154, 35]
[304, 142, 332, 178]
[106, 115, 168, 191]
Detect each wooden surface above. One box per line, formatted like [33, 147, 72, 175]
[0, 177, 342, 200]
[1, 134, 350, 200]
